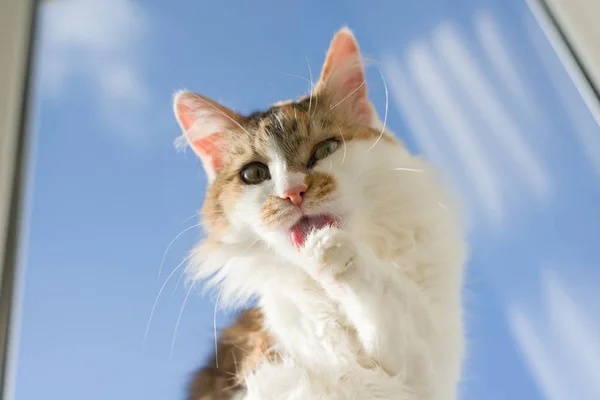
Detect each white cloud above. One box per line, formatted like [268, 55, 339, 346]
[380, 58, 448, 172]
[382, 19, 557, 229]
[381, 56, 475, 230]
[508, 307, 570, 400]
[38, 0, 151, 144]
[432, 22, 550, 202]
[403, 40, 506, 226]
[544, 271, 600, 396]
[508, 270, 600, 400]
[473, 10, 547, 133]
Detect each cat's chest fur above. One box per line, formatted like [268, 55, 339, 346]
[259, 269, 370, 367]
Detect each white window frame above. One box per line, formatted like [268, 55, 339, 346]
[0, 0, 37, 399]
[527, 0, 600, 125]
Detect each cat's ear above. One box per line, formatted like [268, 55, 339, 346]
[173, 90, 243, 181]
[316, 27, 374, 126]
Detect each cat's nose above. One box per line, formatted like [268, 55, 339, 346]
[281, 184, 307, 207]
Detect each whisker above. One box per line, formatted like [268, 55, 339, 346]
[306, 56, 314, 117]
[229, 350, 244, 386]
[171, 264, 191, 296]
[394, 167, 424, 172]
[231, 343, 255, 358]
[193, 96, 253, 138]
[231, 350, 239, 370]
[437, 201, 448, 211]
[143, 253, 194, 347]
[158, 223, 201, 279]
[360, 167, 426, 178]
[244, 239, 260, 253]
[199, 214, 254, 228]
[312, 93, 320, 120]
[324, 80, 366, 117]
[170, 281, 195, 360]
[222, 378, 241, 392]
[275, 70, 313, 87]
[223, 369, 241, 380]
[204, 210, 256, 219]
[180, 211, 200, 225]
[336, 123, 347, 164]
[214, 287, 222, 368]
[368, 67, 389, 151]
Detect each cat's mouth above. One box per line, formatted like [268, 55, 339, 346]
[290, 214, 338, 249]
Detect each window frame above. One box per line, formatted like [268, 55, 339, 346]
[0, 0, 38, 399]
[527, 0, 600, 123]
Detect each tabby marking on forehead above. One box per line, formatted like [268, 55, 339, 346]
[244, 101, 313, 168]
[199, 95, 394, 241]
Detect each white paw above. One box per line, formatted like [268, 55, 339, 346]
[302, 226, 357, 279]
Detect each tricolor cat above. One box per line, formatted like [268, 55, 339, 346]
[175, 27, 467, 400]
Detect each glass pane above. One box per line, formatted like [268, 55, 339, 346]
[13, 0, 600, 399]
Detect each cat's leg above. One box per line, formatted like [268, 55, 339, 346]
[243, 359, 416, 400]
[242, 361, 321, 400]
[301, 226, 436, 397]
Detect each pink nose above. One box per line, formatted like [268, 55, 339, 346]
[282, 184, 307, 207]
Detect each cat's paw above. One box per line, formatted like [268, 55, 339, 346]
[302, 226, 357, 279]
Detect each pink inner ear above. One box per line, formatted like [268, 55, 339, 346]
[338, 67, 366, 97]
[317, 29, 371, 123]
[192, 135, 224, 171]
[176, 103, 197, 132]
[321, 31, 361, 81]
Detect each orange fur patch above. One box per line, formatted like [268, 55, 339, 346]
[303, 172, 337, 209]
[186, 308, 273, 400]
[260, 197, 296, 227]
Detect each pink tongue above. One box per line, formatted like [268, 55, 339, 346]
[290, 215, 336, 249]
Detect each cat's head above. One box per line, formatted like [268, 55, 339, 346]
[173, 28, 415, 266]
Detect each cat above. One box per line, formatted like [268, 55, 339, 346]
[173, 27, 467, 400]
[186, 308, 270, 400]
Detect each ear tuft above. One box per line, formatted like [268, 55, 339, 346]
[173, 133, 188, 152]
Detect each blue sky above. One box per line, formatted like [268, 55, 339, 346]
[12, 0, 600, 399]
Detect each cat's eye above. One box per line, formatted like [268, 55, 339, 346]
[240, 162, 271, 184]
[308, 139, 340, 168]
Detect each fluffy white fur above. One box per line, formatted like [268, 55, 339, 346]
[186, 130, 466, 399]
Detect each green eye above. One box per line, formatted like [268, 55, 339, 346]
[240, 162, 271, 184]
[308, 139, 340, 167]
